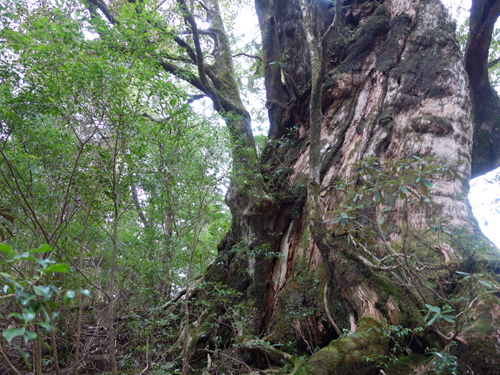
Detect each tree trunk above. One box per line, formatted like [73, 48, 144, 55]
[199, 0, 500, 373]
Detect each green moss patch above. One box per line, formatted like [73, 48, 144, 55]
[385, 354, 428, 375]
[338, 6, 389, 73]
[294, 318, 388, 375]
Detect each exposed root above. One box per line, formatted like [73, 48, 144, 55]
[324, 284, 343, 337]
[240, 338, 292, 366]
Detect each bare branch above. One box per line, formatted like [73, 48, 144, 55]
[324, 284, 343, 336]
[488, 56, 500, 68]
[233, 53, 262, 62]
[86, 0, 116, 24]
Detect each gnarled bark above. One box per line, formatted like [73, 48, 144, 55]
[203, 0, 500, 373]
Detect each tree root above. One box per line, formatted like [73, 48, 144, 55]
[239, 338, 292, 366]
[292, 318, 388, 375]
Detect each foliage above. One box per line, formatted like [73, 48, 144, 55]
[0, 243, 87, 366]
[0, 0, 231, 372]
[363, 324, 423, 369]
[326, 156, 498, 373]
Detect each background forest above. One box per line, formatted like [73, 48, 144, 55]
[1, 0, 500, 374]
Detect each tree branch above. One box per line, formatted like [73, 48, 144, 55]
[324, 284, 343, 337]
[0, 341, 21, 375]
[86, 0, 116, 24]
[130, 181, 150, 228]
[232, 53, 262, 61]
[488, 56, 500, 68]
[465, 0, 500, 177]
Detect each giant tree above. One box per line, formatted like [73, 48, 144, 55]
[2, 0, 500, 373]
[78, 0, 500, 373]
[139, 0, 500, 372]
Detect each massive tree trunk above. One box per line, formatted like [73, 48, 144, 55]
[197, 0, 500, 373]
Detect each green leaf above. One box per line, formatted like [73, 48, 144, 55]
[425, 304, 441, 313]
[14, 252, 33, 261]
[64, 290, 76, 305]
[3, 328, 25, 343]
[451, 170, 463, 181]
[12, 343, 30, 364]
[27, 300, 43, 313]
[29, 244, 52, 254]
[427, 315, 438, 326]
[419, 180, 429, 195]
[78, 289, 91, 297]
[22, 308, 36, 323]
[479, 280, 492, 288]
[8, 312, 23, 320]
[37, 321, 52, 332]
[19, 293, 36, 306]
[23, 330, 37, 343]
[33, 285, 53, 299]
[380, 220, 387, 232]
[45, 263, 69, 273]
[441, 315, 456, 323]
[422, 179, 432, 188]
[0, 272, 13, 280]
[0, 244, 13, 253]
[34, 257, 55, 268]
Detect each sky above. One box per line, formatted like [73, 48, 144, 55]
[440, 0, 500, 248]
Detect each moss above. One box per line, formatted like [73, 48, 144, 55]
[266, 258, 331, 351]
[320, 147, 338, 176]
[338, 5, 389, 73]
[451, 336, 500, 374]
[409, 115, 453, 137]
[388, 26, 459, 113]
[356, 119, 366, 134]
[294, 318, 388, 375]
[298, 227, 309, 250]
[377, 13, 412, 73]
[274, 184, 307, 206]
[385, 354, 428, 375]
[378, 110, 394, 126]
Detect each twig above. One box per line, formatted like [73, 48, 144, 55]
[488, 56, 500, 68]
[233, 53, 262, 61]
[203, 349, 254, 373]
[0, 340, 22, 375]
[324, 284, 343, 336]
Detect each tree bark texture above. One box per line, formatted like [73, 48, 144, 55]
[465, 0, 500, 177]
[200, 0, 500, 373]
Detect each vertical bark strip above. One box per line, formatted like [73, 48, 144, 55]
[255, 0, 289, 139]
[465, 0, 500, 177]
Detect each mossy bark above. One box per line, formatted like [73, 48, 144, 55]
[184, 0, 500, 373]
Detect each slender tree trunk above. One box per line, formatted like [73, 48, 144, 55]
[75, 182, 99, 373]
[50, 329, 61, 375]
[181, 199, 205, 375]
[107, 187, 120, 375]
